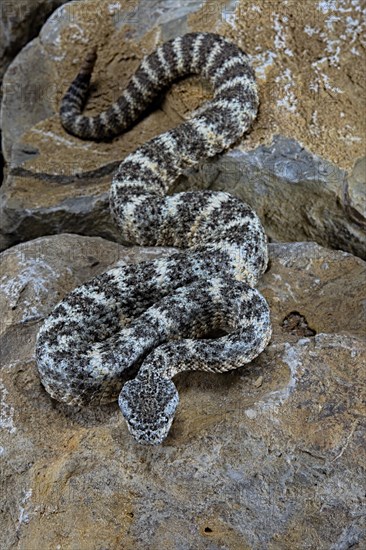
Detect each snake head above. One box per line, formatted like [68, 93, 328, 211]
[118, 371, 179, 445]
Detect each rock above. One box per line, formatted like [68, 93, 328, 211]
[0, 133, 3, 184]
[0, 0, 71, 187]
[189, 137, 366, 259]
[0, 0, 71, 90]
[0, 0, 71, 119]
[264, 241, 366, 339]
[1, 235, 365, 549]
[0, 0, 365, 256]
[347, 156, 366, 222]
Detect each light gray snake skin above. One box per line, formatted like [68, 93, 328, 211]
[36, 32, 272, 445]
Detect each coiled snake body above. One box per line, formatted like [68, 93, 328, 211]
[36, 33, 271, 444]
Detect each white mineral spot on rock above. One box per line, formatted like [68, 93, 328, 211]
[304, 25, 319, 36]
[273, 13, 294, 57]
[298, 337, 311, 345]
[310, 110, 320, 136]
[284, 282, 296, 300]
[108, 2, 122, 13]
[339, 134, 362, 143]
[318, 1, 339, 13]
[256, 343, 303, 416]
[245, 408, 257, 419]
[68, 24, 87, 43]
[221, 0, 237, 29]
[321, 73, 343, 93]
[0, 382, 16, 434]
[17, 489, 32, 530]
[279, 344, 303, 388]
[253, 49, 277, 81]
[351, 46, 361, 55]
[275, 69, 298, 113]
[31, 129, 95, 151]
[251, 4, 261, 12]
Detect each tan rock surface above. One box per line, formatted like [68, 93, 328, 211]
[0, 0, 71, 99]
[1, 235, 365, 549]
[0, 0, 364, 256]
[192, 0, 366, 169]
[0, 0, 71, 186]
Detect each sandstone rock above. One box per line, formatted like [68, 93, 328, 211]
[0, 1, 72, 187]
[347, 156, 366, 222]
[0, 0, 71, 122]
[1, 235, 365, 549]
[0, 0, 365, 256]
[0, 0, 71, 88]
[187, 137, 366, 260]
[0, 136, 3, 184]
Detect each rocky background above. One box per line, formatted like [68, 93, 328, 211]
[0, 0, 72, 189]
[0, 1, 365, 549]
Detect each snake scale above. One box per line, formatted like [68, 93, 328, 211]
[36, 32, 272, 445]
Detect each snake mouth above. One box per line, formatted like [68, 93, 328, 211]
[126, 418, 175, 445]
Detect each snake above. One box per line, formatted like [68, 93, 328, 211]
[35, 32, 272, 445]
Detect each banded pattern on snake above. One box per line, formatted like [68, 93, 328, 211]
[36, 32, 271, 444]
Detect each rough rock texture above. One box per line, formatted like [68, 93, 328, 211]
[0, 0, 365, 254]
[0, 141, 3, 184]
[0, 0, 71, 90]
[198, 0, 366, 167]
[1, 3, 365, 547]
[186, 138, 366, 259]
[0, 0, 72, 187]
[1, 235, 365, 549]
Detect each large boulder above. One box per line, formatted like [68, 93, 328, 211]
[0, 1, 72, 186]
[0, 0, 364, 255]
[1, 234, 365, 549]
[0, 0, 71, 87]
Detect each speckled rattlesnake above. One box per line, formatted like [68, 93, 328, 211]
[36, 32, 271, 444]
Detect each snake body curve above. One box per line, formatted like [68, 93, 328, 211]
[36, 32, 272, 444]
